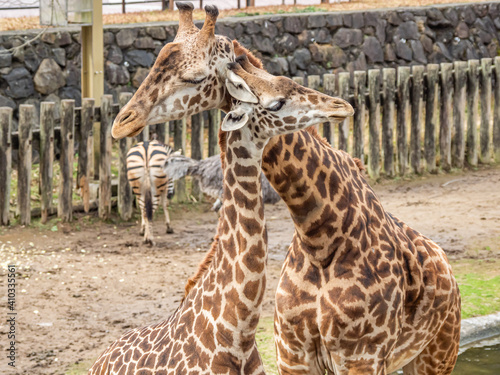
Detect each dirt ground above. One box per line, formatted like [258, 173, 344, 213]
[0, 165, 499, 375]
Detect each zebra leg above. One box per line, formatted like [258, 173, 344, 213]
[162, 192, 174, 234]
[140, 204, 146, 236]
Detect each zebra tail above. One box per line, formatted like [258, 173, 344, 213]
[142, 173, 154, 221]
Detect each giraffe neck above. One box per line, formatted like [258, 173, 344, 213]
[262, 130, 379, 265]
[213, 126, 268, 353]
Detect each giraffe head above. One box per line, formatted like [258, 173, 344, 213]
[112, 3, 234, 139]
[221, 55, 354, 140]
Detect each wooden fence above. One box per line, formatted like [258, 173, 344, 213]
[1, 56, 499, 226]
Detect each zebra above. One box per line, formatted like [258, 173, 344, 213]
[126, 140, 178, 245]
[163, 153, 281, 212]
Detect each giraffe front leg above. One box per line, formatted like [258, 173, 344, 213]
[162, 192, 173, 234]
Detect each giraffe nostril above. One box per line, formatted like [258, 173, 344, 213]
[119, 111, 137, 125]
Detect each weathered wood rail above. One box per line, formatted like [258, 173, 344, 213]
[1, 56, 499, 226]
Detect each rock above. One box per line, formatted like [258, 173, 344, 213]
[364, 12, 379, 27]
[395, 39, 413, 61]
[233, 23, 244, 39]
[343, 13, 364, 29]
[64, 61, 81, 87]
[293, 48, 312, 70]
[252, 36, 274, 55]
[20, 47, 41, 72]
[134, 37, 155, 50]
[116, 28, 139, 49]
[214, 24, 235, 40]
[315, 28, 332, 44]
[0, 94, 16, 110]
[333, 28, 363, 48]
[427, 8, 452, 27]
[435, 42, 453, 61]
[0, 47, 12, 68]
[308, 15, 326, 28]
[34, 58, 66, 95]
[420, 35, 434, 54]
[263, 58, 284, 76]
[478, 30, 493, 45]
[287, 56, 297, 76]
[456, 21, 469, 39]
[4, 67, 35, 99]
[363, 36, 384, 63]
[384, 44, 397, 61]
[400, 12, 415, 22]
[298, 30, 316, 46]
[124, 50, 155, 67]
[146, 26, 167, 40]
[106, 45, 123, 64]
[59, 87, 81, 107]
[103, 32, 115, 45]
[245, 21, 261, 35]
[105, 61, 130, 85]
[52, 48, 66, 67]
[41, 33, 57, 44]
[487, 40, 499, 58]
[443, 9, 458, 27]
[450, 39, 469, 59]
[325, 14, 343, 29]
[387, 12, 402, 26]
[65, 43, 80, 60]
[261, 20, 278, 39]
[56, 31, 72, 46]
[284, 17, 302, 34]
[462, 7, 476, 25]
[275, 57, 289, 74]
[410, 40, 427, 64]
[21, 98, 40, 125]
[353, 52, 367, 71]
[376, 20, 387, 44]
[473, 4, 489, 18]
[309, 44, 346, 68]
[132, 68, 150, 88]
[395, 21, 419, 40]
[274, 33, 298, 54]
[330, 46, 347, 68]
[494, 17, 500, 30]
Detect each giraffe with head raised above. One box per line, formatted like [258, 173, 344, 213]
[90, 36, 354, 375]
[228, 56, 461, 375]
[186, 54, 461, 374]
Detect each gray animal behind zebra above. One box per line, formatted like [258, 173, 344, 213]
[126, 140, 179, 245]
[163, 153, 281, 212]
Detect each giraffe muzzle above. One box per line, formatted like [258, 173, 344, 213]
[111, 110, 142, 139]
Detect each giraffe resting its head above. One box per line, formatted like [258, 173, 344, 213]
[221, 55, 354, 139]
[112, 3, 234, 139]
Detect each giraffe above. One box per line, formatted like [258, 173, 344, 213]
[111, 2, 235, 140]
[88, 60, 353, 374]
[229, 57, 461, 375]
[185, 55, 461, 375]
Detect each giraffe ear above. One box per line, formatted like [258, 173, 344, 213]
[226, 71, 258, 104]
[221, 107, 250, 132]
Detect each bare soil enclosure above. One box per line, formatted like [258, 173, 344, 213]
[1, 166, 499, 375]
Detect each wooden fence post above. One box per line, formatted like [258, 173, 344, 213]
[78, 98, 95, 213]
[353, 71, 366, 161]
[440, 63, 453, 172]
[368, 69, 381, 179]
[191, 112, 204, 200]
[308, 75, 320, 91]
[397, 66, 410, 176]
[173, 118, 187, 202]
[453, 61, 467, 169]
[40, 102, 55, 224]
[494, 56, 500, 162]
[467, 60, 480, 167]
[337, 72, 350, 152]
[99, 95, 113, 219]
[410, 65, 424, 174]
[118, 92, 134, 221]
[323, 73, 336, 146]
[58, 100, 75, 222]
[425, 64, 439, 173]
[292, 76, 304, 86]
[17, 105, 34, 225]
[208, 109, 220, 156]
[0, 107, 13, 225]
[382, 68, 396, 177]
[480, 58, 492, 163]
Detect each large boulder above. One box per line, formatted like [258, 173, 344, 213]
[34, 58, 66, 95]
[132, 68, 150, 88]
[105, 61, 130, 85]
[106, 45, 123, 64]
[0, 94, 16, 109]
[293, 48, 312, 70]
[4, 67, 35, 99]
[333, 28, 363, 48]
[125, 50, 155, 67]
[116, 28, 139, 49]
[362, 36, 384, 63]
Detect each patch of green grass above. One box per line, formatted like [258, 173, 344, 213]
[256, 316, 278, 375]
[294, 6, 326, 13]
[455, 273, 500, 319]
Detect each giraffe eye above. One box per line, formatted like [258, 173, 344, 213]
[183, 77, 206, 85]
[267, 99, 285, 112]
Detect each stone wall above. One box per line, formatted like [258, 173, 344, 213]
[1, 2, 499, 127]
